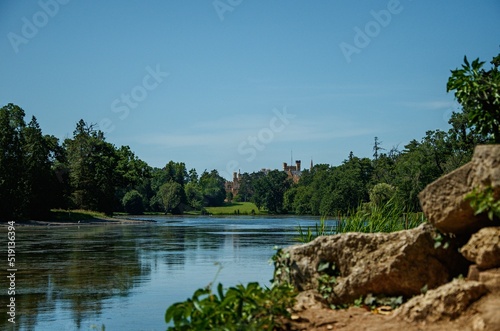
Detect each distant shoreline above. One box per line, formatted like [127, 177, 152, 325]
[8, 216, 156, 227]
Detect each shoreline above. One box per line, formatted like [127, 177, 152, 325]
[8, 216, 157, 227]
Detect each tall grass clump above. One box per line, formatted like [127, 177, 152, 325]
[296, 218, 335, 243]
[335, 198, 425, 234]
[296, 198, 426, 243]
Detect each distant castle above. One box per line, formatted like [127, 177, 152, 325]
[283, 160, 302, 183]
[225, 171, 241, 197]
[224, 158, 313, 198]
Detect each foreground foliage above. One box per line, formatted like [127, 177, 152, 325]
[165, 282, 295, 331]
[466, 186, 500, 221]
[447, 52, 500, 143]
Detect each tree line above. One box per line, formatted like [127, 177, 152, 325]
[0, 106, 227, 221]
[230, 113, 485, 215]
[1, 50, 498, 221]
[228, 50, 500, 215]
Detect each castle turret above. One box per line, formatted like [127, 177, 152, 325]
[295, 160, 301, 172]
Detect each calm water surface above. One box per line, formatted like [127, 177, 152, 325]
[2, 216, 321, 331]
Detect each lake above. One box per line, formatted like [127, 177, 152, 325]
[2, 215, 322, 330]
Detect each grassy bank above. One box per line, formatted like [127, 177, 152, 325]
[50, 209, 109, 222]
[205, 202, 262, 215]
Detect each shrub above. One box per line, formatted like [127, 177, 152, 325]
[165, 282, 295, 330]
[122, 190, 144, 215]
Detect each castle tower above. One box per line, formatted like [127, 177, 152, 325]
[295, 160, 301, 172]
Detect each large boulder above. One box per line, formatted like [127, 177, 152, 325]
[418, 145, 500, 234]
[395, 278, 487, 323]
[461, 227, 500, 270]
[275, 224, 468, 305]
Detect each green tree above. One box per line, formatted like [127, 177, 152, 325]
[369, 183, 396, 207]
[253, 170, 291, 213]
[188, 168, 198, 184]
[164, 160, 188, 187]
[64, 120, 118, 215]
[199, 170, 226, 207]
[158, 181, 183, 214]
[392, 139, 443, 211]
[333, 155, 373, 213]
[114, 145, 151, 211]
[122, 190, 144, 215]
[0, 104, 27, 220]
[184, 181, 204, 210]
[23, 116, 58, 219]
[444, 109, 487, 171]
[447, 52, 500, 143]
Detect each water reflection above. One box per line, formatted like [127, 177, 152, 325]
[1, 216, 319, 330]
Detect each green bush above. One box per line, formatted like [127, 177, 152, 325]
[122, 190, 144, 215]
[165, 282, 295, 330]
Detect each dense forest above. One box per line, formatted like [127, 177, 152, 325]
[1, 51, 498, 221]
[0, 109, 227, 221]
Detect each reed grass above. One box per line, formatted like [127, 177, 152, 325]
[296, 198, 426, 243]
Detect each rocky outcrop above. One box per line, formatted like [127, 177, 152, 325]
[395, 278, 487, 322]
[276, 145, 499, 330]
[461, 227, 500, 270]
[418, 145, 500, 234]
[476, 268, 500, 292]
[275, 223, 468, 304]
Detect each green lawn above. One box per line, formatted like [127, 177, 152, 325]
[205, 202, 262, 215]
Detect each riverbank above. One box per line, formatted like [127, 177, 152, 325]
[10, 209, 157, 226]
[15, 217, 156, 226]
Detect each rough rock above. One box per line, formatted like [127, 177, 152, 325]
[395, 278, 487, 323]
[293, 290, 326, 311]
[275, 223, 468, 304]
[461, 227, 500, 270]
[470, 144, 500, 191]
[478, 268, 500, 292]
[418, 144, 500, 234]
[471, 294, 500, 331]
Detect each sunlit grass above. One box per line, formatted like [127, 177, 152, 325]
[205, 202, 262, 215]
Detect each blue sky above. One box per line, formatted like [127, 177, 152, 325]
[1, 0, 499, 179]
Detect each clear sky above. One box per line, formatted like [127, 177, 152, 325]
[1, 0, 499, 179]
